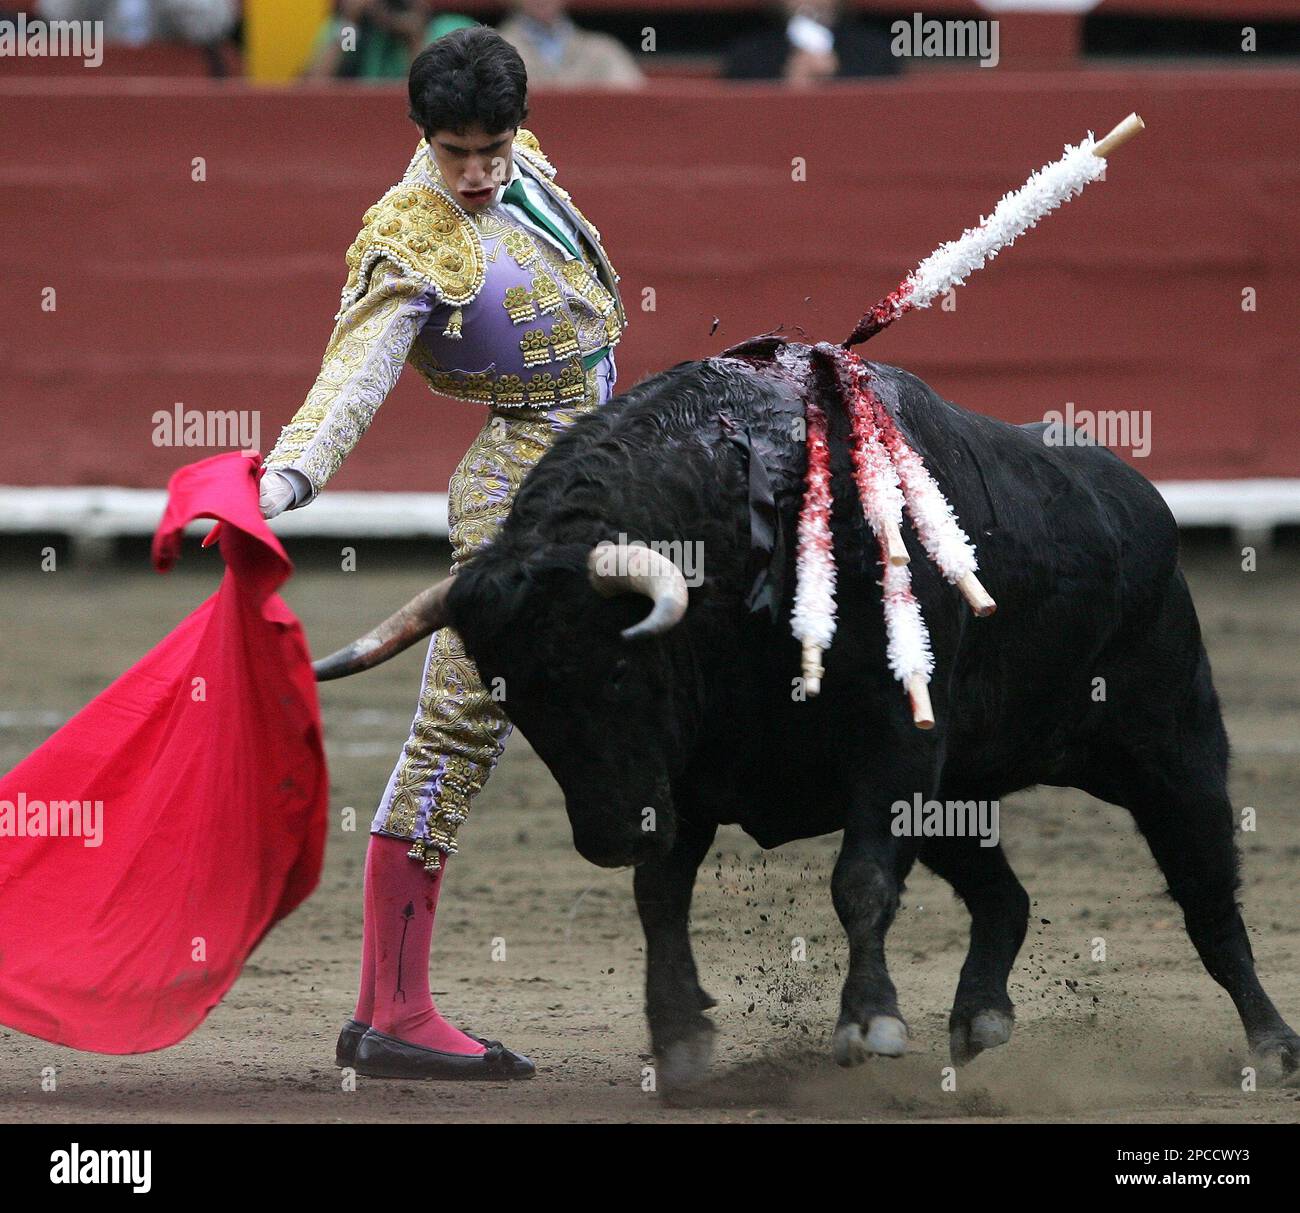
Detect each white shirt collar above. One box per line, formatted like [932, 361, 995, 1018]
[495, 152, 584, 262]
[489, 155, 521, 205]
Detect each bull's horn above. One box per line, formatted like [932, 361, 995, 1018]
[587, 541, 689, 640]
[313, 576, 455, 681]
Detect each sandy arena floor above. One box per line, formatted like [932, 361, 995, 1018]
[1, 540, 1297, 1123]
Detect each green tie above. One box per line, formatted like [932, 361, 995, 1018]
[501, 180, 610, 372]
[501, 179, 583, 262]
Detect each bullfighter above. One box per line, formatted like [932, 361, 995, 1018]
[260, 25, 627, 1080]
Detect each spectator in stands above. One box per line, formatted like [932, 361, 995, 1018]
[38, 0, 236, 46]
[724, 0, 899, 83]
[497, 0, 644, 88]
[305, 1, 475, 79]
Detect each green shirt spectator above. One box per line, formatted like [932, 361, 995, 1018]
[305, 4, 476, 80]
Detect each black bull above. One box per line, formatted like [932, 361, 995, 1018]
[316, 340, 1298, 1090]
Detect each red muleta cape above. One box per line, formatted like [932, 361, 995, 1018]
[0, 452, 328, 1053]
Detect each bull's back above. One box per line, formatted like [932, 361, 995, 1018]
[871, 364, 1179, 606]
[872, 368, 1186, 788]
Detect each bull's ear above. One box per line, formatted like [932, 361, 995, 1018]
[446, 553, 527, 643]
[449, 542, 587, 639]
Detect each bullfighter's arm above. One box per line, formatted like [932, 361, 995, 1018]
[263, 258, 440, 506]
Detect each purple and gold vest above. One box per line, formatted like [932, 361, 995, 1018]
[339, 131, 626, 412]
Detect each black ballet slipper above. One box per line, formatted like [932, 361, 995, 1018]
[353, 1027, 536, 1080]
[335, 1018, 369, 1068]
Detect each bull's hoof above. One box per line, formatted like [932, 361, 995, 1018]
[831, 1023, 867, 1066]
[1250, 1030, 1300, 1082]
[658, 1026, 715, 1095]
[832, 1016, 909, 1067]
[949, 1009, 1014, 1067]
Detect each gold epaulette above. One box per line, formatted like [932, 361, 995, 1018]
[513, 127, 556, 180]
[338, 181, 485, 316]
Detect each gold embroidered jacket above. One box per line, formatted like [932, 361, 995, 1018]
[265, 129, 625, 500]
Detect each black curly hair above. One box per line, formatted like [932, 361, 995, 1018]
[408, 26, 529, 138]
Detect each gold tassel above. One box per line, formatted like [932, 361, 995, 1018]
[407, 839, 444, 873]
[442, 306, 463, 340]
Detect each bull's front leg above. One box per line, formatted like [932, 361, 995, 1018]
[633, 815, 718, 1094]
[831, 801, 919, 1066]
[919, 834, 1030, 1066]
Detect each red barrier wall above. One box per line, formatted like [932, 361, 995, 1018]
[1, 72, 1297, 493]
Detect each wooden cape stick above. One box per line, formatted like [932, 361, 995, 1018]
[1093, 112, 1146, 158]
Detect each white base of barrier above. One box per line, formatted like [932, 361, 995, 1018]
[1, 480, 1298, 560]
[0, 488, 450, 560]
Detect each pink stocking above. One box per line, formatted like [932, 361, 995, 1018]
[351, 839, 378, 1025]
[356, 833, 484, 1055]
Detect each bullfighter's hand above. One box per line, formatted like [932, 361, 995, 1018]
[259, 470, 297, 520]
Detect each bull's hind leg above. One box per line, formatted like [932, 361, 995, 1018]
[830, 810, 917, 1066]
[633, 816, 718, 1093]
[1087, 639, 1299, 1076]
[1105, 772, 1299, 1076]
[920, 836, 1030, 1066]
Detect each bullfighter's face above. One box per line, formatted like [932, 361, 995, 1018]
[450, 548, 694, 868]
[427, 124, 516, 213]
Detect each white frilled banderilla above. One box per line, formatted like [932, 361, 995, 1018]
[791, 344, 993, 727]
[791, 114, 1146, 726]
